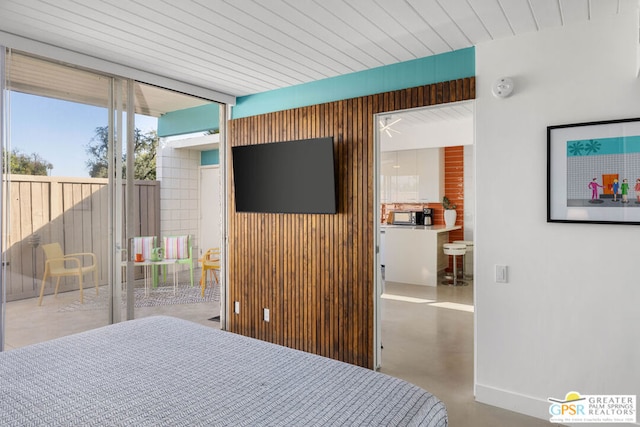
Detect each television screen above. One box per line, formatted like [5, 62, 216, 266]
[232, 137, 337, 214]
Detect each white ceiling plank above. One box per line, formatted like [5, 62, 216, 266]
[371, 0, 447, 56]
[63, 0, 317, 88]
[290, 0, 388, 69]
[589, 0, 623, 19]
[5, 0, 292, 94]
[558, 0, 590, 26]
[92, 0, 329, 88]
[437, 0, 493, 45]
[529, 0, 563, 30]
[10, 0, 317, 93]
[466, 0, 515, 39]
[226, 11, 351, 78]
[0, 0, 619, 98]
[323, 0, 416, 63]
[409, 0, 476, 51]
[204, 0, 351, 77]
[149, 1, 330, 88]
[498, 0, 539, 33]
[254, 0, 372, 73]
[350, 0, 430, 61]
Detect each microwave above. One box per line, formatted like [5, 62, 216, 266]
[392, 211, 425, 225]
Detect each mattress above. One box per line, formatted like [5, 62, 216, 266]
[0, 316, 447, 426]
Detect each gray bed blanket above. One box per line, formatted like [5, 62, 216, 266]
[0, 316, 447, 426]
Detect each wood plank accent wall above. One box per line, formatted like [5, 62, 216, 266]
[227, 77, 475, 369]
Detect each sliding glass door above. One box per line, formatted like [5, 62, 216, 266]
[0, 50, 130, 349]
[128, 83, 224, 327]
[0, 50, 226, 350]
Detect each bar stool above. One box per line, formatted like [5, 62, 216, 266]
[442, 243, 467, 286]
[453, 240, 474, 279]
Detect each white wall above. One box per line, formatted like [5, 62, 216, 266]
[156, 144, 200, 256]
[475, 9, 640, 422]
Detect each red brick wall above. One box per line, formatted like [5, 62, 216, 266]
[444, 146, 464, 243]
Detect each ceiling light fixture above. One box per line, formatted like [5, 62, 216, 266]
[379, 117, 401, 137]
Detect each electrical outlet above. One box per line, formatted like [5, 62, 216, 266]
[263, 308, 270, 322]
[234, 301, 240, 314]
[496, 265, 508, 283]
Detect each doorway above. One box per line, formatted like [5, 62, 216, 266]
[200, 166, 221, 256]
[374, 100, 475, 379]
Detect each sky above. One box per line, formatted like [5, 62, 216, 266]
[9, 92, 158, 177]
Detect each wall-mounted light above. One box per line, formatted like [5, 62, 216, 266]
[492, 77, 514, 98]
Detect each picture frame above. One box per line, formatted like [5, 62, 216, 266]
[547, 117, 640, 225]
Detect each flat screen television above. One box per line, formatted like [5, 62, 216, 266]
[232, 137, 337, 214]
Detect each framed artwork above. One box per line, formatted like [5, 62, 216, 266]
[547, 117, 640, 224]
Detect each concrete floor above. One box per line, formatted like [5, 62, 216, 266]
[4, 270, 557, 426]
[379, 280, 560, 427]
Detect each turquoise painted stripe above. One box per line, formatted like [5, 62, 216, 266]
[201, 149, 219, 165]
[567, 135, 640, 156]
[232, 47, 475, 119]
[158, 103, 220, 137]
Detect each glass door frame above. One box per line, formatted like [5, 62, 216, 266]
[0, 45, 6, 350]
[0, 46, 229, 348]
[0, 50, 135, 349]
[109, 78, 135, 323]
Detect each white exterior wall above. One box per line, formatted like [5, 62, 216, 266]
[475, 9, 640, 422]
[157, 144, 200, 257]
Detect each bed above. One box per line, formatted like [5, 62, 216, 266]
[0, 316, 447, 426]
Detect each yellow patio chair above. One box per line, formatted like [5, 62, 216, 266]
[38, 243, 98, 306]
[199, 247, 220, 297]
[162, 235, 193, 287]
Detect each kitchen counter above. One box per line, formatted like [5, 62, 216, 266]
[381, 224, 460, 233]
[382, 224, 461, 286]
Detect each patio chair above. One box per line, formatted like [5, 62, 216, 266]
[163, 235, 193, 287]
[122, 236, 159, 286]
[38, 243, 98, 306]
[127, 236, 157, 262]
[199, 247, 220, 297]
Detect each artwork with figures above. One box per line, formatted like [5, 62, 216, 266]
[548, 118, 640, 224]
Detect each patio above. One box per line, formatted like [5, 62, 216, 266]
[4, 268, 220, 350]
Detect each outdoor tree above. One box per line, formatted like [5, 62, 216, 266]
[85, 126, 158, 180]
[2, 149, 53, 175]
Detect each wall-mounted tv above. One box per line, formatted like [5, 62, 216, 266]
[232, 137, 337, 214]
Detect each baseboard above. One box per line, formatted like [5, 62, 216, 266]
[475, 384, 552, 422]
[475, 384, 640, 426]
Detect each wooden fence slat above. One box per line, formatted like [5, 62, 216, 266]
[4, 176, 160, 301]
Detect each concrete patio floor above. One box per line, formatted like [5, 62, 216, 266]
[4, 267, 220, 350]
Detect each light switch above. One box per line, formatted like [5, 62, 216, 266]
[263, 308, 270, 322]
[496, 265, 508, 283]
[234, 301, 240, 314]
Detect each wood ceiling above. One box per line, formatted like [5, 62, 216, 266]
[0, 0, 632, 101]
